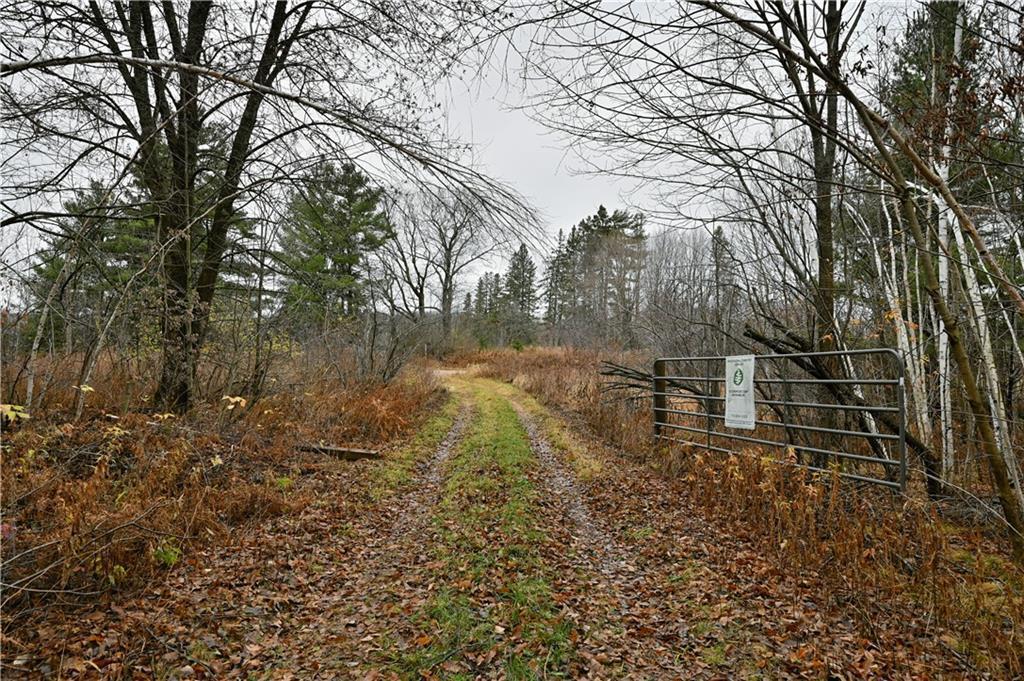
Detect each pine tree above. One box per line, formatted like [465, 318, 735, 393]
[504, 243, 537, 345]
[278, 162, 392, 331]
[28, 181, 156, 352]
[470, 272, 504, 347]
[543, 230, 565, 325]
[488, 273, 502, 315]
[544, 205, 645, 345]
[505, 244, 537, 316]
[474, 276, 487, 316]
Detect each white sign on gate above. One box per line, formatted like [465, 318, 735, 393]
[724, 355, 756, 430]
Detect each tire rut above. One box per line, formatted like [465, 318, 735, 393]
[280, 403, 473, 677]
[385, 402, 472, 545]
[512, 402, 689, 679]
[513, 403, 627, 576]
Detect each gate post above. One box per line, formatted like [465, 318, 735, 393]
[705, 358, 713, 451]
[653, 358, 667, 438]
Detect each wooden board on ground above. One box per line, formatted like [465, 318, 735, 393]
[297, 444, 381, 461]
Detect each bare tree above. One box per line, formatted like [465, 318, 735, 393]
[378, 194, 435, 322]
[376, 187, 511, 350]
[422, 190, 508, 341]
[1, 0, 534, 411]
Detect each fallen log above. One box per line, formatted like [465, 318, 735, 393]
[296, 444, 381, 461]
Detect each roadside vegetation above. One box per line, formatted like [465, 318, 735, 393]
[0, 358, 443, 657]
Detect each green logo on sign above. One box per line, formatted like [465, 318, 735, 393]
[732, 368, 744, 386]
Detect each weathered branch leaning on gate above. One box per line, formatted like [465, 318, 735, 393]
[602, 350, 908, 491]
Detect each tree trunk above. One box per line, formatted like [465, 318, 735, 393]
[880, 197, 931, 445]
[441, 282, 453, 340]
[896, 188, 1024, 561]
[154, 231, 196, 412]
[936, 202, 955, 478]
[933, 12, 958, 481]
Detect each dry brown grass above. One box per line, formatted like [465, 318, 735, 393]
[0, 352, 442, 632]
[472, 346, 1024, 675]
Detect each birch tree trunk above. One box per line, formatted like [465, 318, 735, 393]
[936, 193, 955, 479]
[951, 225, 1023, 507]
[932, 12, 958, 481]
[878, 199, 931, 443]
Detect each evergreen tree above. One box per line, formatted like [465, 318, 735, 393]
[28, 181, 157, 352]
[542, 205, 645, 345]
[505, 244, 537, 316]
[278, 162, 393, 331]
[543, 230, 566, 325]
[488, 273, 503, 315]
[504, 243, 538, 345]
[474, 276, 487, 317]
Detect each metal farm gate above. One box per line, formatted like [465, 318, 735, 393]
[652, 349, 907, 490]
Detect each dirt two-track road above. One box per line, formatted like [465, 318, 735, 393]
[22, 371, 983, 679]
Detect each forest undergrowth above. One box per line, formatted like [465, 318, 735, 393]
[0, 353, 443, 648]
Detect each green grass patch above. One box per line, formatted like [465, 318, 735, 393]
[667, 561, 700, 586]
[371, 391, 459, 500]
[626, 525, 655, 541]
[484, 380, 603, 481]
[388, 379, 576, 679]
[689, 619, 714, 638]
[701, 642, 727, 667]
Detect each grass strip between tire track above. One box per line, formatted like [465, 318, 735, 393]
[387, 378, 576, 679]
[486, 380, 604, 482]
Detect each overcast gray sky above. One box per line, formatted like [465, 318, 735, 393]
[438, 61, 648, 250]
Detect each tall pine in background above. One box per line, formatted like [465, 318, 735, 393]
[278, 163, 393, 334]
[504, 243, 538, 346]
[542, 206, 645, 346]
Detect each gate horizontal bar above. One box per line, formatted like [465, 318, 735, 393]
[651, 391, 900, 413]
[657, 348, 902, 362]
[658, 375, 900, 386]
[654, 407, 900, 441]
[654, 421, 901, 467]
[654, 434, 902, 489]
